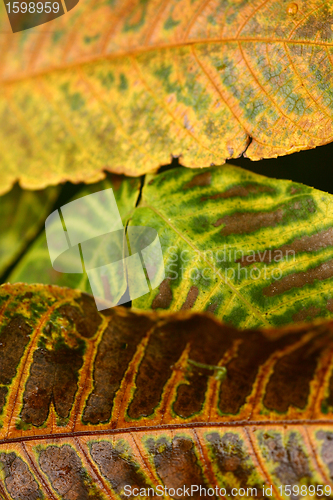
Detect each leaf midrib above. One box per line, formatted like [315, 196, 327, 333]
[1, 36, 332, 86]
[1, 419, 332, 446]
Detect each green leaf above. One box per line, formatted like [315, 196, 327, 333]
[9, 165, 333, 328]
[132, 165, 333, 328]
[0, 184, 59, 278]
[8, 174, 141, 302]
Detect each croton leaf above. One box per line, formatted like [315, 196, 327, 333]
[0, 184, 59, 278]
[0, 283, 333, 499]
[1, 0, 333, 193]
[10, 165, 333, 328]
[8, 173, 141, 299]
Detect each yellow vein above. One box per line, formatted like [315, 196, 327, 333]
[142, 203, 270, 325]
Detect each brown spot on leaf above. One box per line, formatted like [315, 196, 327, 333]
[147, 436, 210, 500]
[128, 315, 238, 419]
[264, 336, 324, 412]
[39, 445, 103, 500]
[259, 432, 311, 487]
[0, 452, 41, 500]
[127, 314, 316, 419]
[292, 306, 321, 323]
[83, 312, 153, 424]
[127, 321, 189, 419]
[295, 7, 333, 41]
[181, 286, 199, 310]
[152, 278, 173, 309]
[215, 199, 315, 236]
[58, 293, 102, 339]
[201, 183, 274, 202]
[207, 302, 218, 313]
[173, 317, 233, 418]
[218, 324, 314, 415]
[317, 431, 333, 478]
[0, 316, 32, 386]
[20, 344, 84, 426]
[239, 227, 333, 266]
[263, 259, 333, 297]
[213, 208, 283, 235]
[206, 432, 263, 496]
[184, 172, 211, 189]
[0, 386, 7, 414]
[90, 441, 150, 499]
[324, 371, 333, 409]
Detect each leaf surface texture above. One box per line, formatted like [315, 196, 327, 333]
[1, 0, 333, 191]
[10, 165, 333, 328]
[1, 283, 333, 499]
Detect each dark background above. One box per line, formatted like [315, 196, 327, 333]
[228, 141, 333, 193]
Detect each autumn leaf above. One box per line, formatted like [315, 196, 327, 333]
[0, 0, 333, 194]
[1, 283, 333, 499]
[9, 164, 333, 329]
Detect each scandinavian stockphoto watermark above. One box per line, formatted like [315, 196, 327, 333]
[45, 188, 165, 311]
[45, 189, 295, 310]
[165, 246, 296, 282]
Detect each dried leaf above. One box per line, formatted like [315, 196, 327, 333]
[1, 0, 333, 192]
[0, 283, 333, 499]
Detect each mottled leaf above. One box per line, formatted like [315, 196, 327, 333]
[1, 283, 333, 499]
[1, 0, 333, 193]
[11, 164, 333, 328]
[131, 165, 333, 328]
[0, 184, 59, 278]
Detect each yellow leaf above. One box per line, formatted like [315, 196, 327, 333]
[1, 0, 333, 193]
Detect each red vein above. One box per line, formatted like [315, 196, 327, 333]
[192, 429, 228, 499]
[302, 426, 333, 486]
[101, 0, 139, 54]
[235, 0, 272, 38]
[182, 0, 212, 42]
[74, 437, 116, 498]
[244, 427, 283, 500]
[2, 420, 333, 447]
[21, 442, 58, 500]
[4, 298, 68, 438]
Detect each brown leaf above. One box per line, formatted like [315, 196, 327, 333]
[1, 283, 333, 498]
